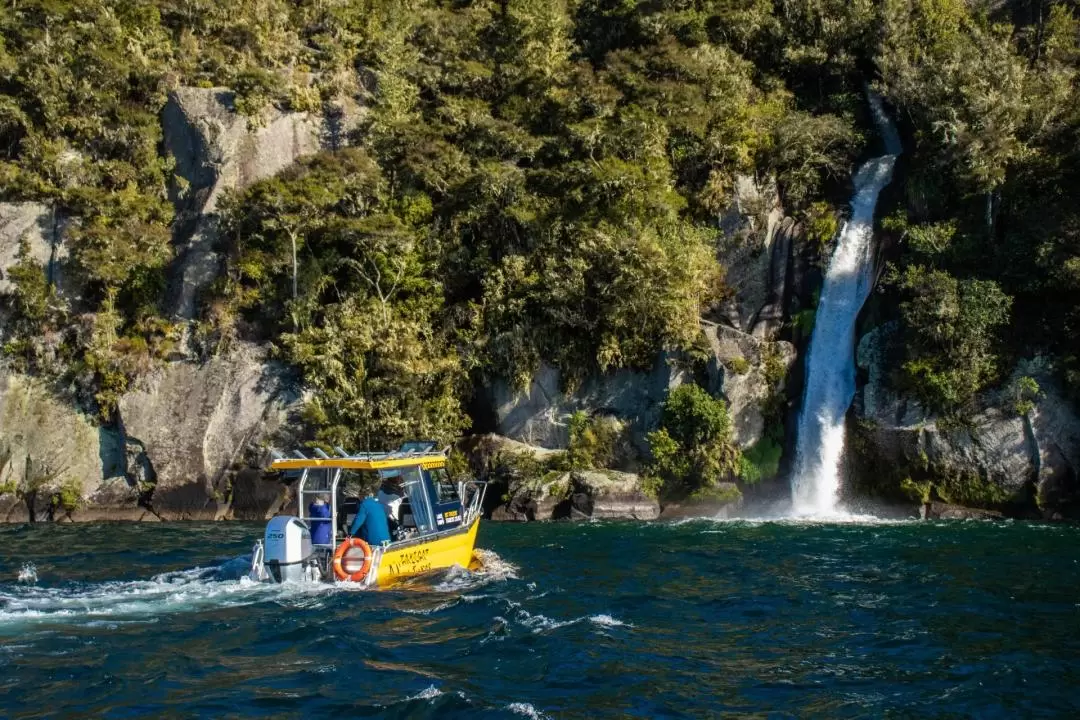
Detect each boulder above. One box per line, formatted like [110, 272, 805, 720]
[162, 87, 347, 319]
[702, 321, 796, 448]
[489, 353, 687, 452]
[116, 341, 298, 520]
[920, 501, 1004, 521]
[485, 459, 659, 522]
[460, 433, 564, 471]
[572, 469, 660, 520]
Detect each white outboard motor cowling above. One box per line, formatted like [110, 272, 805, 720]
[263, 516, 314, 582]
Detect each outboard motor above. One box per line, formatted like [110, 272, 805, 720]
[262, 516, 316, 582]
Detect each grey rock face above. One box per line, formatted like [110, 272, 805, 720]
[703, 321, 795, 448]
[853, 326, 1080, 514]
[162, 88, 337, 319]
[490, 353, 687, 452]
[1022, 361, 1080, 515]
[0, 343, 298, 523]
[716, 175, 800, 339]
[0, 202, 73, 299]
[0, 371, 121, 522]
[229, 467, 292, 521]
[117, 341, 296, 520]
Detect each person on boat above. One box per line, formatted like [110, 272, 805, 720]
[308, 496, 333, 545]
[376, 473, 405, 523]
[348, 496, 391, 545]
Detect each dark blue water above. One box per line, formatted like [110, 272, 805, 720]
[1, 519, 1078, 718]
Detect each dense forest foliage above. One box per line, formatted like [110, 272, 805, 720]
[0, 1, 1078, 478]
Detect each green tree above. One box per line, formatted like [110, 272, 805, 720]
[645, 384, 742, 497]
[888, 264, 1013, 411]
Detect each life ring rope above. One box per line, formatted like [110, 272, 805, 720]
[332, 537, 373, 582]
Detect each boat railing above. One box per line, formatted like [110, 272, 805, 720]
[462, 479, 488, 524]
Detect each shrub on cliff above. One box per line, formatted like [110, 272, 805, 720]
[645, 384, 741, 498]
[887, 264, 1012, 413]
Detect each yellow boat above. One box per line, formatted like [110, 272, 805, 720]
[248, 442, 487, 587]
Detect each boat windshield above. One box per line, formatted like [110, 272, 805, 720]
[398, 466, 437, 535]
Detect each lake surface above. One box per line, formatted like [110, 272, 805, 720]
[1, 519, 1078, 718]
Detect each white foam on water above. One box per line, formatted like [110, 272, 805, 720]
[418, 548, 518, 594]
[0, 543, 523, 630]
[400, 599, 460, 616]
[407, 685, 444, 701]
[471, 548, 520, 581]
[688, 515, 920, 532]
[0, 556, 369, 631]
[512, 607, 632, 635]
[16, 562, 37, 584]
[507, 702, 551, 719]
[791, 92, 901, 518]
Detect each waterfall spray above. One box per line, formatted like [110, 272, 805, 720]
[790, 93, 902, 516]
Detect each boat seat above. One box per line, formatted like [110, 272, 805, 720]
[399, 500, 416, 530]
[339, 497, 360, 536]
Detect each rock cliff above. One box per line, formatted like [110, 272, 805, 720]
[850, 325, 1080, 517]
[702, 321, 795, 448]
[115, 341, 298, 520]
[162, 87, 358, 319]
[488, 353, 687, 453]
[0, 342, 298, 522]
[0, 88, 351, 523]
[717, 175, 803, 340]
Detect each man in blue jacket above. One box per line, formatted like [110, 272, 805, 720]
[348, 496, 391, 545]
[308, 496, 332, 545]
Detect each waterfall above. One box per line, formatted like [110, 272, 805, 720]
[790, 93, 902, 516]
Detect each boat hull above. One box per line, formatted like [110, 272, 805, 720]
[372, 516, 480, 587]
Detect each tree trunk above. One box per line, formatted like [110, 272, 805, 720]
[291, 232, 298, 301]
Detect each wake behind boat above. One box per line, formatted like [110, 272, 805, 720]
[248, 442, 487, 586]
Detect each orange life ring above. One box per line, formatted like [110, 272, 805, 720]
[332, 537, 373, 582]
